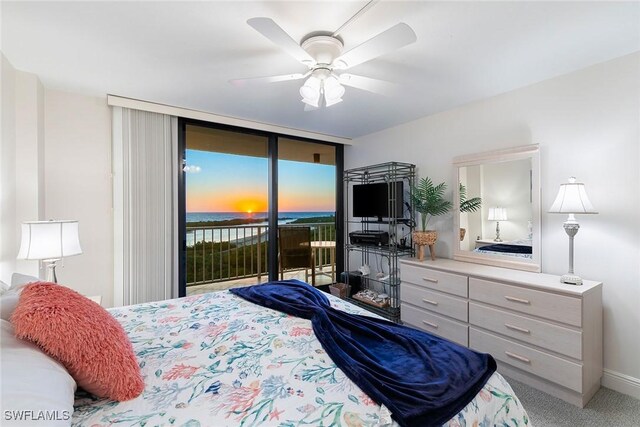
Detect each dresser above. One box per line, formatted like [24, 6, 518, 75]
[400, 258, 602, 407]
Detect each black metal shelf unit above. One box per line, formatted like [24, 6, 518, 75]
[344, 162, 416, 322]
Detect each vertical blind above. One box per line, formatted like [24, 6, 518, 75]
[112, 107, 178, 305]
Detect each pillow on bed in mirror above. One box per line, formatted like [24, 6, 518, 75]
[0, 319, 76, 427]
[10, 282, 144, 401]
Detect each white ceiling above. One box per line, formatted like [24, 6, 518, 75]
[2, 1, 639, 139]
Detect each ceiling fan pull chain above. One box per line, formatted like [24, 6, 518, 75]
[332, 0, 380, 38]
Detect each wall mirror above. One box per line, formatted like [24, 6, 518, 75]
[453, 145, 541, 272]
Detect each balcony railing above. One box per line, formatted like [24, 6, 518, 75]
[186, 222, 336, 287]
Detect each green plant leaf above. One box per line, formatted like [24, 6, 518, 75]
[459, 183, 482, 213]
[410, 177, 452, 231]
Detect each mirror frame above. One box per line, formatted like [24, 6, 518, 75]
[453, 144, 541, 272]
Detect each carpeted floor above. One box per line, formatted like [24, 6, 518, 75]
[506, 377, 640, 426]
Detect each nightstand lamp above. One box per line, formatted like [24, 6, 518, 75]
[17, 220, 82, 283]
[548, 177, 597, 285]
[487, 207, 508, 242]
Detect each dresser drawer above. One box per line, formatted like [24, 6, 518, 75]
[469, 303, 582, 359]
[470, 327, 583, 392]
[402, 303, 468, 346]
[469, 278, 582, 327]
[401, 264, 468, 297]
[401, 283, 468, 322]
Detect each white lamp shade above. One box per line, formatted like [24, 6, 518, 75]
[299, 76, 321, 100]
[324, 76, 345, 101]
[17, 220, 82, 260]
[548, 177, 597, 214]
[488, 207, 508, 221]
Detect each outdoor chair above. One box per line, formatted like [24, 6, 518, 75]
[278, 226, 315, 286]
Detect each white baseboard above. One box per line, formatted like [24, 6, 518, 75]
[602, 369, 640, 400]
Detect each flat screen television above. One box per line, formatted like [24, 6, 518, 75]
[352, 181, 404, 220]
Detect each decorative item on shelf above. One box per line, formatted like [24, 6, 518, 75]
[17, 220, 82, 283]
[487, 207, 508, 242]
[410, 177, 452, 261]
[329, 283, 350, 299]
[352, 289, 390, 308]
[459, 183, 482, 241]
[548, 177, 597, 285]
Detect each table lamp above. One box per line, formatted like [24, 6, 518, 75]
[17, 220, 82, 283]
[548, 177, 597, 285]
[488, 207, 508, 242]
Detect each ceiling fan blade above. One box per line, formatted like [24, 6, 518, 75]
[338, 73, 398, 96]
[247, 17, 315, 65]
[230, 72, 309, 88]
[333, 23, 416, 69]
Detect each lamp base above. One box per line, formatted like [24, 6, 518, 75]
[560, 273, 583, 286]
[493, 238, 503, 242]
[43, 259, 59, 284]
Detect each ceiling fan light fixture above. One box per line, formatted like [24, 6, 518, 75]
[323, 76, 345, 101]
[300, 75, 321, 100]
[301, 97, 319, 108]
[325, 97, 343, 107]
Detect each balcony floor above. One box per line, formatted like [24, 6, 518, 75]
[186, 266, 336, 296]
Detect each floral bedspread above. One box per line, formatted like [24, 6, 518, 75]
[73, 290, 529, 427]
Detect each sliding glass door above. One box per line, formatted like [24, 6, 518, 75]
[183, 125, 270, 295]
[278, 138, 336, 286]
[179, 121, 342, 296]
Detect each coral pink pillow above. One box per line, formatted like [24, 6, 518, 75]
[11, 282, 144, 401]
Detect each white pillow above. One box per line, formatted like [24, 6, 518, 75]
[0, 289, 21, 321]
[0, 319, 76, 426]
[0, 279, 8, 296]
[1, 273, 40, 320]
[10, 273, 39, 289]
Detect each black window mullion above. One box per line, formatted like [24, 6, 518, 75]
[267, 135, 279, 282]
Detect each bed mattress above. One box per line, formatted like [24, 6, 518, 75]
[73, 290, 529, 426]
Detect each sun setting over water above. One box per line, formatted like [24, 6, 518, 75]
[186, 150, 335, 214]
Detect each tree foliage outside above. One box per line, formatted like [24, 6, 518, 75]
[186, 222, 336, 285]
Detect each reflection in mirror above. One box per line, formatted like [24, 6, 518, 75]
[453, 145, 540, 272]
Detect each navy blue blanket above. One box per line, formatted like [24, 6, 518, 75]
[230, 280, 496, 427]
[477, 243, 532, 254]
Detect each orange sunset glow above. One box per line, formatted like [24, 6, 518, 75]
[186, 150, 335, 213]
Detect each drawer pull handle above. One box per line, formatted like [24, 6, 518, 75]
[504, 296, 531, 305]
[505, 351, 531, 364]
[422, 320, 439, 329]
[422, 277, 439, 283]
[505, 323, 531, 334]
[422, 298, 439, 306]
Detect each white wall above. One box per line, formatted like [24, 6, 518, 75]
[0, 53, 17, 283]
[479, 158, 531, 242]
[44, 90, 113, 306]
[1, 53, 45, 282]
[346, 53, 640, 395]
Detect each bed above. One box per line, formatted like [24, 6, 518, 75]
[474, 238, 533, 259]
[73, 287, 529, 426]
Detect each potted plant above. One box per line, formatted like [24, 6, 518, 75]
[410, 177, 452, 260]
[459, 183, 482, 241]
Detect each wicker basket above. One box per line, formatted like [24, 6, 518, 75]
[412, 230, 438, 245]
[329, 283, 350, 298]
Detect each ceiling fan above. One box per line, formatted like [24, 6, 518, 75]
[229, 11, 417, 109]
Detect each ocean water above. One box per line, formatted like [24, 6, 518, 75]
[185, 211, 334, 246]
[186, 211, 333, 223]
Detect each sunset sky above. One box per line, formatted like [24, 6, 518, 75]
[186, 150, 336, 213]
